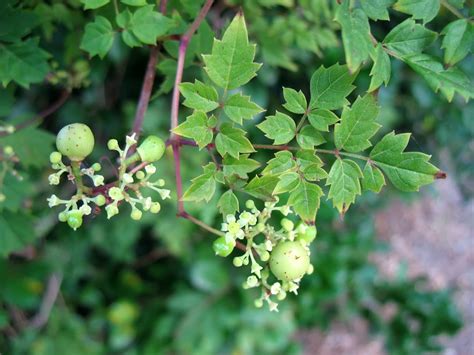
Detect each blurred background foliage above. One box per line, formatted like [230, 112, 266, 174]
[0, 0, 471, 354]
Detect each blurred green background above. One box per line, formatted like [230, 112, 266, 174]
[0, 0, 472, 354]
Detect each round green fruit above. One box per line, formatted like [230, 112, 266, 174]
[137, 136, 165, 162]
[67, 211, 83, 230]
[212, 236, 235, 257]
[269, 241, 310, 281]
[56, 123, 95, 161]
[49, 151, 62, 164]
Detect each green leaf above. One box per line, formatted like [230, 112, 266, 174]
[326, 159, 363, 213]
[257, 112, 296, 145]
[404, 53, 473, 102]
[383, 19, 437, 57]
[81, 0, 110, 10]
[288, 181, 323, 222]
[368, 44, 391, 92]
[296, 150, 327, 181]
[179, 80, 219, 112]
[203, 14, 261, 90]
[215, 123, 255, 158]
[0, 39, 50, 88]
[307, 109, 339, 132]
[0, 127, 54, 168]
[116, 10, 142, 47]
[217, 190, 239, 217]
[244, 175, 279, 200]
[182, 164, 217, 202]
[360, 0, 394, 21]
[441, 19, 473, 66]
[297, 126, 326, 150]
[335, 1, 374, 73]
[282, 87, 307, 114]
[0, 211, 35, 258]
[80, 16, 115, 59]
[309, 64, 357, 111]
[223, 154, 260, 179]
[393, 0, 440, 23]
[334, 94, 381, 153]
[121, 0, 147, 6]
[273, 172, 300, 194]
[224, 93, 264, 125]
[130, 5, 173, 44]
[0, 2, 38, 42]
[261, 151, 296, 175]
[370, 132, 440, 191]
[362, 163, 385, 192]
[173, 111, 213, 149]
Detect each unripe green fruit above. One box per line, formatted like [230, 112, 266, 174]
[95, 195, 106, 206]
[50, 151, 62, 164]
[58, 211, 68, 222]
[281, 218, 294, 231]
[56, 123, 95, 161]
[92, 163, 101, 171]
[137, 136, 165, 162]
[233, 257, 243, 267]
[131, 209, 142, 221]
[296, 225, 317, 245]
[67, 211, 83, 230]
[212, 236, 235, 257]
[269, 241, 310, 281]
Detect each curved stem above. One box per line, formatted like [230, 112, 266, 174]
[252, 144, 370, 161]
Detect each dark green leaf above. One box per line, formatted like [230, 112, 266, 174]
[383, 19, 437, 57]
[224, 92, 264, 125]
[282, 87, 307, 114]
[217, 190, 239, 216]
[368, 44, 391, 92]
[182, 164, 217, 202]
[215, 123, 255, 158]
[326, 159, 363, 213]
[360, 0, 394, 21]
[441, 19, 473, 66]
[179, 80, 219, 112]
[261, 151, 296, 175]
[362, 163, 385, 192]
[80, 16, 115, 59]
[308, 109, 339, 132]
[244, 175, 279, 200]
[288, 181, 323, 222]
[223, 154, 260, 179]
[297, 126, 326, 150]
[393, 0, 440, 23]
[173, 111, 213, 149]
[273, 172, 300, 194]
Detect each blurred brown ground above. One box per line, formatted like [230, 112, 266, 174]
[298, 176, 474, 355]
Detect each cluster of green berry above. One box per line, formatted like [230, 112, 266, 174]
[213, 198, 316, 311]
[47, 123, 169, 230]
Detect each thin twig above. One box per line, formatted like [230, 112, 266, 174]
[440, 0, 472, 22]
[29, 273, 63, 329]
[131, 46, 160, 138]
[0, 89, 70, 137]
[170, 0, 214, 215]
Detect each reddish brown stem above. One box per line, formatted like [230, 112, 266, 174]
[131, 46, 159, 138]
[0, 89, 70, 137]
[170, 0, 214, 215]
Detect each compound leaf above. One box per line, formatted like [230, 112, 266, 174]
[326, 159, 363, 213]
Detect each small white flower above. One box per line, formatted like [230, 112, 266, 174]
[48, 173, 60, 185]
[221, 214, 244, 240]
[270, 282, 281, 295]
[288, 282, 299, 295]
[265, 240, 273, 251]
[143, 197, 152, 210]
[145, 165, 156, 175]
[123, 173, 134, 184]
[105, 202, 119, 219]
[246, 275, 259, 288]
[268, 300, 279, 312]
[157, 188, 170, 200]
[251, 261, 263, 278]
[92, 175, 104, 186]
[47, 194, 60, 207]
[126, 134, 137, 146]
[79, 203, 92, 215]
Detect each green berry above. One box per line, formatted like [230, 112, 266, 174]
[254, 299, 263, 308]
[131, 208, 142, 221]
[50, 151, 62, 164]
[135, 171, 145, 180]
[150, 202, 161, 214]
[67, 210, 83, 230]
[281, 218, 294, 231]
[92, 163, 101, 171]
[212, 236, 235, 257]
[107, 139, 119, 150]
[296, 225, 317, 245]
[56, 123, 94, 161]
[137, 136, 165, 162]
[233, 257, 243, 267]
[58, 211, 68, 222]
[95, 195, 106, 206]
[269, 241, 310, 282]
[260, 250, 270, 262]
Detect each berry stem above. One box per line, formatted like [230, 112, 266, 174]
[180, 211, 246, 251]
[70, 161, 90, 195]
[170, 0, 214, 215]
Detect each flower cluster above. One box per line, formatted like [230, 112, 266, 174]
[47, 123, 168, 229]
[104, 134, 170, 220]
[213, 198, 316, 311]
